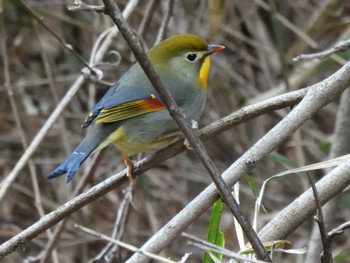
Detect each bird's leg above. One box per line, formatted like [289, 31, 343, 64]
[121, 150, 135, 184]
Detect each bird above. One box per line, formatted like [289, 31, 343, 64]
[47, 34, 225, 183]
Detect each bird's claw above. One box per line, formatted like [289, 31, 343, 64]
[183, 138, 193, 150]
[122, 150, 136, 186]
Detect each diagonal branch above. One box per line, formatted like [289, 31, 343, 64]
[307, 173, 332, 263]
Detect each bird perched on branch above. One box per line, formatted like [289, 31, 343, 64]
[48, 34, 225, 183]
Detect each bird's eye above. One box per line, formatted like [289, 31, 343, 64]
[186, 53, 197, 62]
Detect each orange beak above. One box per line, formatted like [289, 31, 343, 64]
[207, 44, 225, 54]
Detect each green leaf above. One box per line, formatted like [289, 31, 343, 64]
[204, 198, 225, 263]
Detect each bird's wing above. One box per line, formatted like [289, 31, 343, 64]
[81, 84, 165, 128]
[95, 92, 165, 124]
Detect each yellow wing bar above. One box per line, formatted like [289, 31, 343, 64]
[95, 94, 165, 124]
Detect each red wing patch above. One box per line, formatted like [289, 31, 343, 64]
[95, 93, 165, 124]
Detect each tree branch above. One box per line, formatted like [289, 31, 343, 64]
[307, 174, 332, 263]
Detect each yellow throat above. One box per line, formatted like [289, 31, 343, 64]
[199, 56, 211, 90]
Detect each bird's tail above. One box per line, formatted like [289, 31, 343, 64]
[47, 124, 116, 183]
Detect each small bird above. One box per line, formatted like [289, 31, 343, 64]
[48, 34, 225, 183]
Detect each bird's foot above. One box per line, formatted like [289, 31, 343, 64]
[122, 150, 136, 185]
[183, 138, 193, 150]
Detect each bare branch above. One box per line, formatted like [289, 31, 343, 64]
[307, 174, 332, 263]
[138, 0, 159, 37]
[328, 222, 350, 240]
[91, 185, 134, 262]
[154, 0, 174, 45]
[294, 39, 350, 62]
[74, 224, 178, 263]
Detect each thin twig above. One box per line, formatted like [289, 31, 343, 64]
[101, 1, 271, 261]
[294, 39, 350, 62]
[154, 0, 174, 45]
[307, 173, 332, 263]
[138, 0, 159, 37]
[74, 224, 179, 263]
[328, 221, 350, 240]
[105, 185, 133, 261]
[91, 184, 133, 262]
[183, 232, 269, 263]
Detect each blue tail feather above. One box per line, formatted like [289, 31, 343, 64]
[48, 128, 102, 182]
[48, 122, 120, 182]
[47, 150, 90, 183]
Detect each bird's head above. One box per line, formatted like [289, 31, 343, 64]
[148, 34, 225, 90]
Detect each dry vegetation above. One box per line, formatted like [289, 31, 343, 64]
[1, 0, 350, 262]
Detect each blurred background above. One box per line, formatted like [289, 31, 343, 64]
[1, 0, 350, 262]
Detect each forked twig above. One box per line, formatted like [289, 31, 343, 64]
[294, 39, 350, 62]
